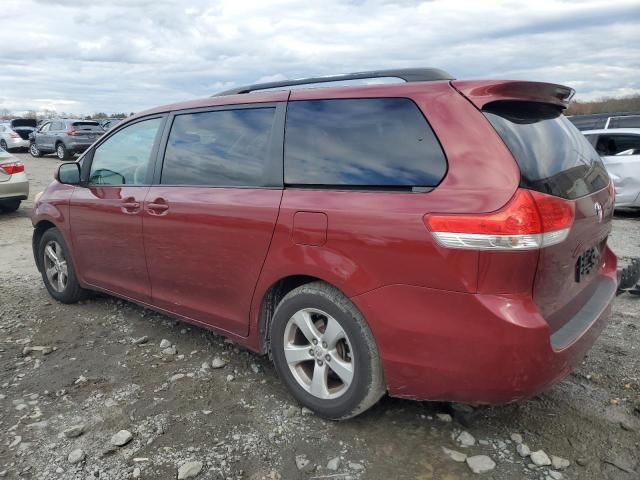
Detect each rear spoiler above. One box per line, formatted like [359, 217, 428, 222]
[452, 80, 575, 110]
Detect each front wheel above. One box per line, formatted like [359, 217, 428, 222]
[56, 143, 71, 160]
[30, 142, 43, 157]
[270, 282, 385, 419]
[38, 228, 87, 303]
[0, 139, 8, 151]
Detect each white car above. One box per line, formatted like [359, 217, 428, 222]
[0, 119, 37, 151]
[0, 147, 29, 212]
[584, 128, 640, 209]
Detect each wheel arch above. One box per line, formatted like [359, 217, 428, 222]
[32, 220, 57, 272]
[257, 274, 335, 355]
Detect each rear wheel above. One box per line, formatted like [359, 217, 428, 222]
[38, 228, 87, 303]
[56, 143, 71, 160]
[30, 142, 43, 157]
[0, 200, 20, 212]
[270, 282, 385, 419]
[0, 139, 8, 151]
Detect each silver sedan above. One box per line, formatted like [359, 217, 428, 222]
[0, 119, 37, 152]
[584, 128, 640, 209]
[0, 148, 29, 212]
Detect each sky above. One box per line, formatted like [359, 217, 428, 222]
[1, 0, 638, 115]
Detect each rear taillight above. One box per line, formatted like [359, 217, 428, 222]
[66, 128, 78, 136]
[424, 189, 575, 250]
[9, 131, 19, 138]
[0, 162, 25, 175]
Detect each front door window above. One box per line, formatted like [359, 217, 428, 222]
[89, 118, 162, 186]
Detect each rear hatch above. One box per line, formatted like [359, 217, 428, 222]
[10, 119, 37, 140]
[481, 99, 613, 333]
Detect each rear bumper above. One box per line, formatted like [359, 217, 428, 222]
[66, 140, 94, 153]
[351, 250, 617, 404]
[5, 137, 29, 149]
[0, 175, 29, 200]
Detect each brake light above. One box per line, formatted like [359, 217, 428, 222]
[424, 189, 575, 250]
[9, 131, 19, 138]
[0, 162, 25, 175]
[66, 127, 78, 136]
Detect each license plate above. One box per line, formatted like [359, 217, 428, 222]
[575, 246, 601, 282]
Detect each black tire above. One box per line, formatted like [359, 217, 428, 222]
[56, 142, 71, 160]
[270, 281, 385, 420]
[0, 200, 20, 212]
[0, 139, 8, 151]
[30, 142, 43, 157]
[38, 228, 87, 303]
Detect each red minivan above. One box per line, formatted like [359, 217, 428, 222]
[32, 68, 617, 419]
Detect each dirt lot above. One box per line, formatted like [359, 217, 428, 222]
[1, 152, 639, 480]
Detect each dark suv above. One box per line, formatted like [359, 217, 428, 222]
[32, 68, 620, 419]
[29, 119, 103, 160]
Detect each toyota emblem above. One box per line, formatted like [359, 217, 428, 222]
[594, 202, 603, 223]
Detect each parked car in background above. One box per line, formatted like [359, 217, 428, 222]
[30, 119, 103, 160]
[0, 147, 28, 212]
[0, 119, 38, 151]
[100, 118, 123, 131]
[569, 112, 640, 131]
[32, 68, 617, 419]
[584, 128, 640, 209]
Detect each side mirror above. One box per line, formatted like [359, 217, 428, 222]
[56, 162, 82, 185]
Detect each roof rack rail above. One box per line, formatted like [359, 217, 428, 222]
[214, 67, 454, 96]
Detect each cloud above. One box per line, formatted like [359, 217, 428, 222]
[0, 0, 638, 114]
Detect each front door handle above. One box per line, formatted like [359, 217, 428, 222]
[146, 198, 169, 216]
[121, 197, 141, 214]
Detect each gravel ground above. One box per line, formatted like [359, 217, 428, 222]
[0, 153, 639, 480]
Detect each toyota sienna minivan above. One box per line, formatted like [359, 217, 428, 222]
[32, 68, 617, 419]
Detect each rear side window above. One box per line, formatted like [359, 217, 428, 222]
[284, 98, 446, 189]
[484, 101, 609, 200]
[593, 134, 640, 156]
[161, 108, 276, 187]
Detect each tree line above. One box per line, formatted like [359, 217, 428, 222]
[567, 95, 640, 116]
[0, 109, 134, 121]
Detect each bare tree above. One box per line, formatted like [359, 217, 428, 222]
[567, 95, 640, 116]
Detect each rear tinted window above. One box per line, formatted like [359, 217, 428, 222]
[72, 122, 102, 131]
[484, 102, 609, 199]
[284, 99, 446, 189]
[161, 108, 275, 187]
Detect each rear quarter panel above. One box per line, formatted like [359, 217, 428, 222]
[247, 81, 521, 347]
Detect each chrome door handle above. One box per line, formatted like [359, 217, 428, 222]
[121, 200, 141, 214]
[146, 201, 169, 215]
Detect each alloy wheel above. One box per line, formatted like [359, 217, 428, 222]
[283, 308, 354, 400]
[43, 240, 68, 292]
[57, 145, 65, 159]
[30, 143, 40, 156]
